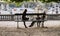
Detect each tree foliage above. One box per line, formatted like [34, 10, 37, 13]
[9, 0, 30, 7]
[4, 0, 60, 3]
[10, 0, 30, 2]
[39, 0, 60, 3]
[4, 0, 60, 6]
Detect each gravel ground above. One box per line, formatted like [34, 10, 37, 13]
[0, 27, 60, 36]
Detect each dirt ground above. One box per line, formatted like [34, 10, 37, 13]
[0, 27, 60, 36]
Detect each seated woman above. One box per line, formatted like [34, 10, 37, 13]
[29, 15, 41, 27]
[41, 12, 46, 28]
[29, 12, 46, 27]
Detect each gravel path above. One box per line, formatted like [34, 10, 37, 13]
[0, 27, 60, 36]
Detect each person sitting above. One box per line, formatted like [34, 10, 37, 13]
[22, 9, 29, 28]
[29, 12, 46, 27]
[29, 15, 41, 27]
[22, 9, 29, 21]
[41, 11, 46, 28]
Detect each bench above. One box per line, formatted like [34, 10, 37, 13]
[15, 13, 46, 28]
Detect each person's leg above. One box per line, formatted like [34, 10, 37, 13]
[38, 21, 41, 27]
[29, 21, 36, 27]
[23, 21, 27, 28]
[42, 21, 48, 28]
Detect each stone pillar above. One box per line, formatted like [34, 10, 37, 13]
[6, 4, 9, 10]
[35, 5, 43, 13]
[1, 4, 4, 10]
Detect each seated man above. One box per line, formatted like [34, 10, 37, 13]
[22, 9, 29, 28]
[22, 9, 29, 21]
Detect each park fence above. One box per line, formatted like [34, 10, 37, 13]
[0, 14, 60, 28]
[0, 14, 60, 21]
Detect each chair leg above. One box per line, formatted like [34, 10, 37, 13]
[42, 22, 44, 28]
[38, 22, 40, 27]
[37, 22, 40, 27]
